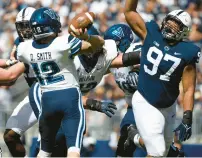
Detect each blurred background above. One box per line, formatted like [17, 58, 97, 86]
[0, 0, 202, 156]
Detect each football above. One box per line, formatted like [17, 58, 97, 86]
[68, 12, 95, 33]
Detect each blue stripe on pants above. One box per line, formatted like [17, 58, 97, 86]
[29, 82, 41, 119]
[75, 88, 85, 148]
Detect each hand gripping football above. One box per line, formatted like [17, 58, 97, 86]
[68, 12, 95, 33]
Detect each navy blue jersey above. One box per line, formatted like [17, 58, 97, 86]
[138, 20, 201, 108]
[14, 37, 37, 87]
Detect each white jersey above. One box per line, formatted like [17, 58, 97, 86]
[17, 35, 82, 91]
[14, 37, 37, 87]
[110, 42, 141, 106]
[74, 40, 118, 94]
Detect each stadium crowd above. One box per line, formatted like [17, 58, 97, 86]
[0, 0, 202, 155]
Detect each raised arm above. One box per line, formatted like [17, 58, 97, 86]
[124, 0, 147, 41]
[70, 28, 105, 57]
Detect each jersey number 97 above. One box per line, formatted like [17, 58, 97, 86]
[144, 46, 181, 81]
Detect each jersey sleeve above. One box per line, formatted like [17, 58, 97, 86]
[104, 40, 119, 68]
[192, 48, 201, 64]
[188, 46, 201, 64]
[145, 20, 160, 34]
[12, 37, 21, 60]
[68, 35, 82, 58]
[14, 37, 21, 46]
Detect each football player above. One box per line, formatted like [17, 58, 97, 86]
[3, 7, 118, 157]
[125, 0, 200, 156]
[27, 24, 141, 157]
[3, 7, 38, 157]
[104, 23, 140, 157]
[16, 7, 104, 158]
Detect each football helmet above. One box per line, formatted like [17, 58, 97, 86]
[104, 24, 134, 53]
[30, 7, 61, 40]
[15, 7, 36, 40]
[161, 10, 192, 41]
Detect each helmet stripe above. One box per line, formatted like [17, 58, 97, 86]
[22, 7, 27, 20]
[177, 10, 184, 16]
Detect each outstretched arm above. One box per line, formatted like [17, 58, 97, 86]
[0, 62, 25, 83]
[110, 51, 141, 68]
[124, 0, 147, 41]
[82, 95, 117, 118]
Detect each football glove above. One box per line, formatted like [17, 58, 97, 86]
[126, 71, 138, 91]
[174, 110, 192, 142]
[86, 99, 117, 118]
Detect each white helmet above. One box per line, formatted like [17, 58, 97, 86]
[15, 7, 36, 40]
[161, 10, 192, 42]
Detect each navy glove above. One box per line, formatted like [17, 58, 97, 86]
[174, 110, 192, 142]
[126, 71, 138, 91]
[100, 101, 117, 117]
[86, 99, 117, 117]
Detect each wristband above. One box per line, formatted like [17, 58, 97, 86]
[122, 51, 140, 67]
[86, 99, 101, 111]
[182, 110, 192, 125]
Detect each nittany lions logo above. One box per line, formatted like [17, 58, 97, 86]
[112, 27, 124, 39]
[44, 9, 59, 20]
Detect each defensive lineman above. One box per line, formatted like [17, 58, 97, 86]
[125, 0, 201, 156]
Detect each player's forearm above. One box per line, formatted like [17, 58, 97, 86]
[0, 59, 9, 68]
[1, 62, 25, 82]
[182, 89, 194, 112]
[110, 51, 140, 68]
[124, 0, 147, 40]
[182, 64, 196, 112]
[85, 35, 104, 52]
[79, 35, 104, 55]
[82, 95, 88, 109]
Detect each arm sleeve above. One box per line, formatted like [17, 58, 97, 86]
[68, 35, 82, 58]
[122, 51, 141, 66]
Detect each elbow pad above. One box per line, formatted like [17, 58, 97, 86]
[122, 51, 140, 67]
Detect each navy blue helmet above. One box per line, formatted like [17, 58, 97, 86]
[30, 7, 61, 40]
[104, 24, 134, 53]
[87, 25, 100, 36]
